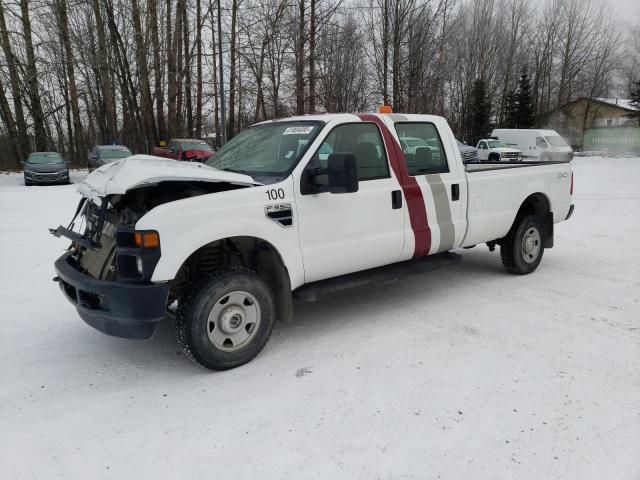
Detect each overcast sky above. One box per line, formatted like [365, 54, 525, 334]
[529, 0, 640, 21]
[599, 0, 640, 20]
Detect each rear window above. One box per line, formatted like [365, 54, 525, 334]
[28, 153, 63, 164]
[101, 148, 132, 160]
[395, 123, 449, 175]
[180, 141, 213, 152]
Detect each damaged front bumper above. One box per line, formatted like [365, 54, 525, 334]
[54, 252, 169, 339]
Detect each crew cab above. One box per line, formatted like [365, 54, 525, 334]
[152, 138, 214, 162]
[476, 138, 522, 161]
[51, 112, 574, 370]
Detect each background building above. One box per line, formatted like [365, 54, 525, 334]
[542, 98, 640, 153]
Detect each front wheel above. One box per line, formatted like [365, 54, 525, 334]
[176, 268, 275, 370]
[500, 215, 545, 274]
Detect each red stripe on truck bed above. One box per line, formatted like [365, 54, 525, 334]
[358, 114, 431, 257]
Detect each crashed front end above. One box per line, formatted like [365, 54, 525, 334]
[50, 156, 258, 339]
[52, 195, 170, 339]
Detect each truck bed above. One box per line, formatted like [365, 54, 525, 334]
[464, 159, 571, 173]
[461, 160, 573, 247]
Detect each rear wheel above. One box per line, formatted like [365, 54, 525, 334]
[500, 215, 545, 274]
[176, 268, 275, 370]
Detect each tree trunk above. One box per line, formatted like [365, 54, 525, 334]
[308, 0, 316, 113]
[91, 0, 117, 143]
[19, 0, 48, 151]
[0, 1, 29, 159]
[131, 0, 159, 149]
[149, 0, 167, 140]
[295, 0, 305, 114]
[57, 0, 83, 162]
[227, 0, 238, 138]
[183, 4, 193, 137]
[195, 0, 203, 137]
[382, 0, 389, 105]
[0, 79, 20, 164]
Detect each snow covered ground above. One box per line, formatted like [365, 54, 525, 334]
[1, 157, 638, 479]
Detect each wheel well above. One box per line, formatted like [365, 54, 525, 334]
[511, 193, 554, 248]
[488, 152, 500, 161]
[171, 236, 293, 322]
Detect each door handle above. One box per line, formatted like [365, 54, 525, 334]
[391, 190, 402, 209]
[451, 184, 460, 201]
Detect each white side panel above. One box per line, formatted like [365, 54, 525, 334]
[462, 163, 572, 247]
[136, 178, 307, 289]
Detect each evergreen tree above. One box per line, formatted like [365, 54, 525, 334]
[503, 89, 518, 127]
[629, 80, 640, 119]
[470, 79, 491, 141]
[515, 68, 534, 128]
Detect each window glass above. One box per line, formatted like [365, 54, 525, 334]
[544, 135, 568, 147]
[180, 141, 213, 152]
[306, 123, 390, 181]
[536, 137, 547, 148]
[395, 123, 448, 175]
[487, 140, 504, 148]
[101, 148, 132, 160]
[206, 121, 323, 175]
[28, 153, 63, 164]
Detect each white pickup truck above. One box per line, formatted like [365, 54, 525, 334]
[476, 138, 522, 161]
[52, 112, 574, 370]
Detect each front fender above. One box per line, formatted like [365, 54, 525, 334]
[134, 179, 305, 288]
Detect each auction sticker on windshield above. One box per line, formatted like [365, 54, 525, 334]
[283, 126, 315, 135]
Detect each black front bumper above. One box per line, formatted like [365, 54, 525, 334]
[25, 170, 69, 184]
[54, 252, 169, 339]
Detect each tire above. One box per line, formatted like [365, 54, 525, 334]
[24, 178, 31, 186]
[488, 153, 500, 162]
[176, 268, 275, 370]
[500, 215, 545, 274]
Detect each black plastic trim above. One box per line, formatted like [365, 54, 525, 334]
[54, 252, 169, 339]
[565, 204, 574, 221]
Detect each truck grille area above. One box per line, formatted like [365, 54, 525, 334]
[460, 150, 478, 162]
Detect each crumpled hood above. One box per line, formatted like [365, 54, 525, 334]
[78, 155, 260, 201]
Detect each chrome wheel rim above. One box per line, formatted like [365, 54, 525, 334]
[207, 291, 261, 352]
[521, 227, 541, 264]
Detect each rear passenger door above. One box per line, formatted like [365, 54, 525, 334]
[294, 122, 406, 283]
[395, 122, 466, 253]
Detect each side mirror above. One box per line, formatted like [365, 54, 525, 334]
[327, 153, 358, 194]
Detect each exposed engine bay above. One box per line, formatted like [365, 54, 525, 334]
[52, 181, 248, 282]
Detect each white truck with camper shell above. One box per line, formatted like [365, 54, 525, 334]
[476, 138, 522, 161]
[492, 129, 574, 161]
[51, 111, 575, 370]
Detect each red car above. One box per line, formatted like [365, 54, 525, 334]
[152, 139, 214, 162]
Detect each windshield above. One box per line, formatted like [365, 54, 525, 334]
[28, 153, 63, 164]
[206, 121, 323, 176]
[545, 135, 568, 147]
[181, 141, 213, 152]
[101, 148, 131, 160]
[487, 140, 504, 148]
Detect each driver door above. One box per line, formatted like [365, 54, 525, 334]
[294, 122, 406, 283]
